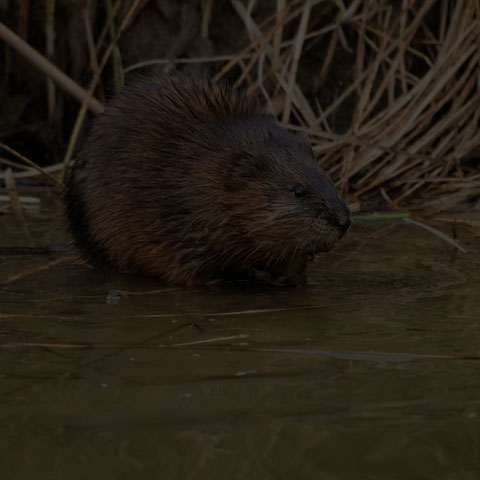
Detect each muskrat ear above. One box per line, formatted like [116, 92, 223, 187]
[294, 130, 314, 156]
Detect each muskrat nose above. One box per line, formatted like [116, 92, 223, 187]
[338, 215, 352, 235]
[328, 210, 352, 235]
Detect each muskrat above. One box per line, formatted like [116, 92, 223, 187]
[64, 71, 351, 287]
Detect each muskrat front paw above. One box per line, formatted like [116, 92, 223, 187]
[250, 268, 297, 287]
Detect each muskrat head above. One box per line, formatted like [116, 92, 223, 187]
[219, 123, 351, 279]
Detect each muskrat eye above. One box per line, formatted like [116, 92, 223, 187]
[294, 186, 305, 198]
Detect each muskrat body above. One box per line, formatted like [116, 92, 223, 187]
[64, 71, 351, 287]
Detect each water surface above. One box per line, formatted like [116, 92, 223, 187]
[1, 198, 479, 479]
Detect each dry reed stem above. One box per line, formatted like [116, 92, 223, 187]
[214, 1, 294, 82]
[201, 0, 214, 38]
[82, 5, 105, 102]
[95, 0, 122, 54]
[272, 0, 286, 72]
[61, 0, 144, 181]
[0, 142, 62, 186]
[124, 54, 255, 73]
[282, 0, 311, 123]
[0, 163, 62, 181]
[0, 21, 103, 113]
[45, 0, 56, 123]
[0, 156, 33, 171]
[3, 167, 34, 246]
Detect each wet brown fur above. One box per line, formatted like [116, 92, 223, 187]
[64, 71, 351, 287]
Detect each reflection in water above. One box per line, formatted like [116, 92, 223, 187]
[1, 199, 479, 478]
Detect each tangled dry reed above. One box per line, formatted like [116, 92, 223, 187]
[0, 0, 479, 214]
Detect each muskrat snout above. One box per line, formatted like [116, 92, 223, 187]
[334, 210, 352, 236]
[321, 195, 352, 237]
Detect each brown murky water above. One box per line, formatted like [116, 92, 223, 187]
[1, 197, 479, 479]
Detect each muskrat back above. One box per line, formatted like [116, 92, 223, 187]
[64, 71, 351, 287]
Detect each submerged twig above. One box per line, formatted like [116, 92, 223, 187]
[404, 217, 467, 253]
[2, 256, 75, 285]
[138, 305, 326, 318]
[168, 334, 250, 348]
